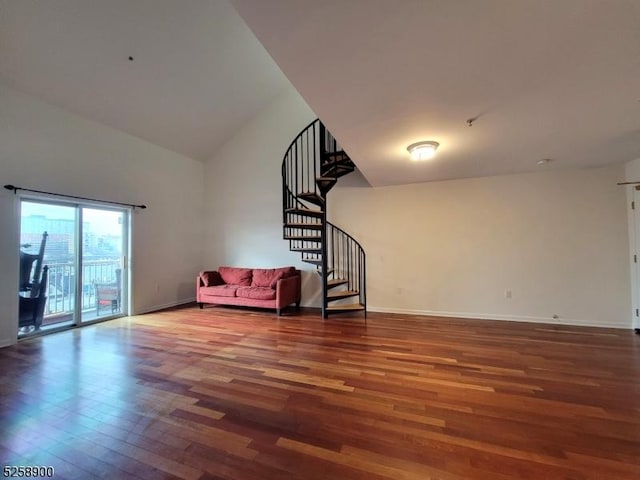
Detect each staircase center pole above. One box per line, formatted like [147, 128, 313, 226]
[318, 122, 328, 319]
[321, 200, 328, 319]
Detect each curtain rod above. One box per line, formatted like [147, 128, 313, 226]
[3, 184, 147, 209]
[617, 181, 640, 185]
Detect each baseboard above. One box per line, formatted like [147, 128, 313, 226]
[133, 299, 630, 329]
[300, 300, 321, 309]
[134, 297, 196, 316]
[368, 306, 631, 329]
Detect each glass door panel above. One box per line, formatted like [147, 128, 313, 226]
[19, 201, 78, 334]
[81, 207, 127, 322]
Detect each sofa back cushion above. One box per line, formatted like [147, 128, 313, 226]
[218, 266, 253, 286]
[252, 268, 283, 288]
[200, 271, 223, 287]
[252, 267, 296, 288]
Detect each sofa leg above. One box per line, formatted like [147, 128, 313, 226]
[295, 301, 300, 310]
[277, 308, 282, 316]
[198, 303, 203, 309]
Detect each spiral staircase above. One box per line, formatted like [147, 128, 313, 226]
[282, 120, 366, 319]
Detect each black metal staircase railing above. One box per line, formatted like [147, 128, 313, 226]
[281, 119, 366, 319]
[326, 222, 366, 309]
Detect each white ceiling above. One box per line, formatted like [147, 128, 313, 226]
[0, 0, 289, 162]
[232, 0, 640, 186]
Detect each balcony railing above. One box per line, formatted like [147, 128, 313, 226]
[43, 260, 121, 316]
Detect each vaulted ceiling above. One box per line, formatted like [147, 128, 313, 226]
[1, 1, 639, 187]
[232, 0, 640, 186]
[0, 0, 288, 162]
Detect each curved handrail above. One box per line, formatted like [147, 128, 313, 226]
[327, 220, 364, 251]
[326, 220, 366, 309]
[282, 119, 319, 164]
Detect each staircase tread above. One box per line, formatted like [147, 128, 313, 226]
[326, 304, 365, 311]
[299, 192, 324, 198]
[291, 247, 322, 253]
[327, 290, 359, 299]
[322, 150, 348, 159]
[322, 159, 351, 166]
[322, 151, 349, 158]
[302, 258, 323, 265]
[323, 171, 354, 181]
[285, 222, 323, 229]
[297, 193, 325, 207]
[284, 235, 322, 241]
[316, 177, 338, 194]
[322, 164, 354, 173]
[286, 207, 324, 215]
[327, 278, 348, 288]
[321, 168, 354, 178]
[321, 158, 352, 167]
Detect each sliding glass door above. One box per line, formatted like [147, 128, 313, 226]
[19, 199, 129, 336]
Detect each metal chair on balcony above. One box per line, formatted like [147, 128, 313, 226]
[19, 266, 49, 331]
[19, 231, 48, 297]
[19, 232, 49, 332]
[95, 268, 122, 315]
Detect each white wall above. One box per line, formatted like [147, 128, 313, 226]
[0, 84, 204, 346]
[330, 165, 630, 327]
[203, 87, 325, 304]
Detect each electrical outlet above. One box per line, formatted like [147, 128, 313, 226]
[505, 289, 512, 299]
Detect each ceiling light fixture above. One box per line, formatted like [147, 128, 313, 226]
[407, 141, 439, 161]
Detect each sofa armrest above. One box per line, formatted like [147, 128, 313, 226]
[197, 270, 224, 304]
[275, 274, 301, 308]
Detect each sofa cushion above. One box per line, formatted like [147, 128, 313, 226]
[200, 285, 239, 297]
[200, 271, 223, 287]
[218, 267, 252, 286]
[252, 268, 286, 288]
[236, 286, 276, 301]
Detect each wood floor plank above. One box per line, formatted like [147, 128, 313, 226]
[0, 306, 639, 479]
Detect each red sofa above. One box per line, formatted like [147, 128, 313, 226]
[196, 266, 301, 315]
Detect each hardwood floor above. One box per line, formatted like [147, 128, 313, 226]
[1, 306, 639, 479]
